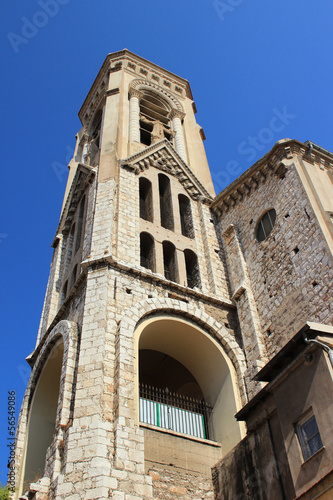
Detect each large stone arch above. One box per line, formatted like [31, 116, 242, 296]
[119, 298, 246, 387]
[116, 297, 247, 442]
[130, 79, 184, 113]
[14, 320, 79, 497]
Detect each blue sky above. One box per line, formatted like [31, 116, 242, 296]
[1, 0, 333, 482]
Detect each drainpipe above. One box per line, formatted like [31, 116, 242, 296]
[303, 333, 333, 368]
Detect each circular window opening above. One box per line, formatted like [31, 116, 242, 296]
[256, 209, 276, 242]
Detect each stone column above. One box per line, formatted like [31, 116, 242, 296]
[81, 133, 89, 164]
[170, 109, 187, 163]
[129, 88, 143, 143]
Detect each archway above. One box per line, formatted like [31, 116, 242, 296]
[21, 340, 64, 491]
[135, 314, 243, 454]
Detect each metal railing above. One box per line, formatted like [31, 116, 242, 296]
[139, 383, 212, 440]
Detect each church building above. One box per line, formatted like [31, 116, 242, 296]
[13, 50, 333, 500]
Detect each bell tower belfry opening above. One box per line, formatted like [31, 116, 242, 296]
[13, 50, 248, 500]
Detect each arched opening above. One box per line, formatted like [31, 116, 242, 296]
[139, 350, 210, 439]
[74, 195, 85, 254]
[136, 316, 243, 454]
[184, 249, 201, 289]
[178, 194, 194, 238]
[60, 280, 68, 305]
[159, 174, 174, 231]
[66, 223, 75, 270]
[139, 90, 172, 146]
[70, 264, 78, 289]
[86, 108, 102, 164]
[139, 177, 153, 222]
[90, 108, 103, 149]
[140, 232, 155, 272]
[21, 341, 64, 493]
[162, 241, 178, 283]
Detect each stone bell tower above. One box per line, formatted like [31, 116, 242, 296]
[14, 50, 249, 500]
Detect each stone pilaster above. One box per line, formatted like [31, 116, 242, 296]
[222, 224, 267, 397]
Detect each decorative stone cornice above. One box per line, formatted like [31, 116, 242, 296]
[106, 87, 120, 97]
[302, 140, 333, 171]
[80, 254, 235, 309]
[122, 139, 212, 202]
[79, 50, 194, 131]
[212, 160, 275, 217]
[79, 68, 110, 124]
[212, 139, 333, 217]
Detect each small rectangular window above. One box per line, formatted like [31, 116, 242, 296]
[296, 412, 323, 461]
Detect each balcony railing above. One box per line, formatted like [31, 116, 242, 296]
[139, 383, 212, 440]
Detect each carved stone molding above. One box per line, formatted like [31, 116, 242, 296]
[122, 140, 211, 202]
[79, 133, 89, 146]
[274, 162, 288, 179]
[54, 165, 96, 243]
[106, 87, 120, 97]
[84, 92, 107, 132]
[129, 79, 184, 112]
[169, 108, 185, 121]
[129, 88, 144, 99]
[212, 146, 296, 217]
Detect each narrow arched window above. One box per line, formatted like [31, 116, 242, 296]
[90, 109, 103, 148]
[179, 194, 194, 238]
[74, 195, 85, 254]
[163, 241, 178, 283]
[184, 249, 201, 289]
[70, 264, 78, 289]
[66, 223, 75, 269]
[159, 174, 174, 231]
[140, 232, 155, 272]
[256, 209, 276, 242]
[60, 280, 68, 305]
[139, 178, 153, 222]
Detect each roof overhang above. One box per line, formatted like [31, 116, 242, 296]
[235, 322, 333, 421]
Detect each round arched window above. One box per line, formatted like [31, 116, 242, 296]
[256, 209, 276, 242]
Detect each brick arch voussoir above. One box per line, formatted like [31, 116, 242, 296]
[120, 298, 246, 379]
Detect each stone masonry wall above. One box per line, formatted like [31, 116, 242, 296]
[217, 160, 333, 361]
[116, 159, 230, 300]
[49, 263, 246, 499]
[25, 155, 246, 499]
[148, 466, 214, 500]
[37, 178, 96, 343]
